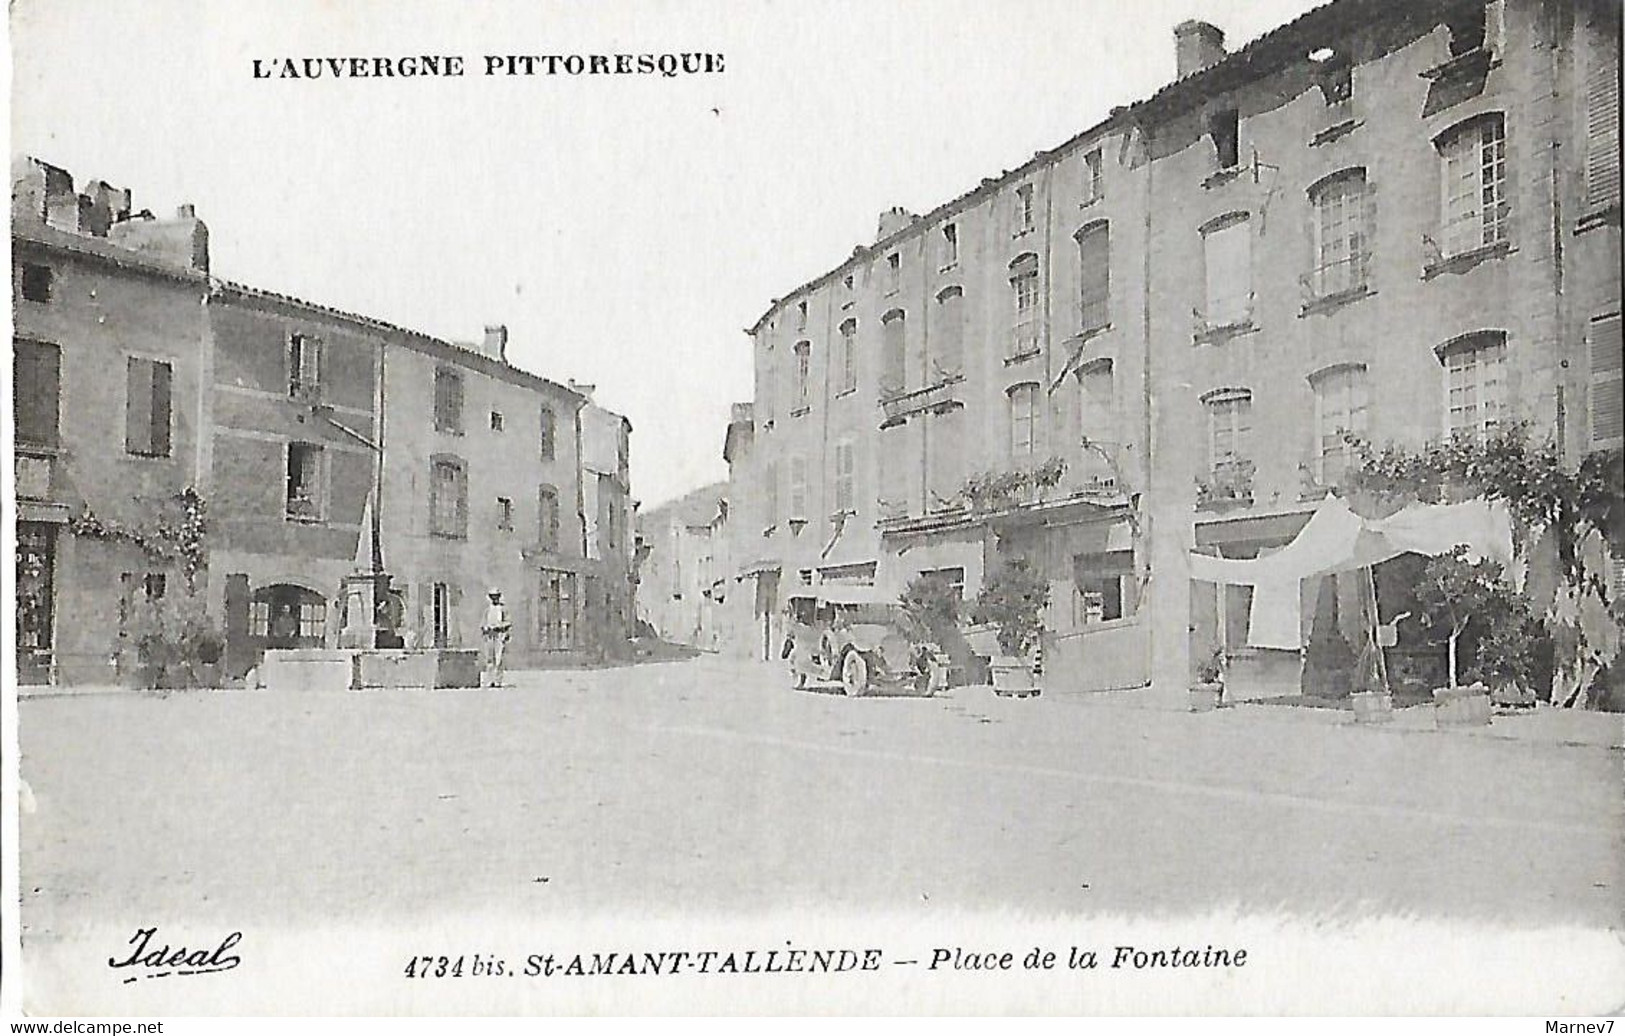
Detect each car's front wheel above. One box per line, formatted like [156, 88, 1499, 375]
[840, 650, 871, 697]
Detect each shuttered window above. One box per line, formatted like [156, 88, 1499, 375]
[1009, 382, 1039, 460]
[834, 440, 855, 513]
[433, 368, 464, 434]
[881, 312, 906, 396]
[1202, 216, 1251, 327]
[429, 457, 467, 537]
[125, 357, 172, 457]
[537, 484, 560, 551]
[934, 290, 963, 375]
[1591, 313, 1623, 451]
[1586, 49, 1622, 211]
[13, 339, 60, 447]
[1077, 222, 1110, 334]
[789, 456, 808, 519]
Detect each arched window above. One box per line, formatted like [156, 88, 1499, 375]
[934, 287, 964, 376]
[1436, 114, 1508, 257]
[880, 310, 906, 397]
[1008, 253, 1040, 359]
[1308, 364, 1368, 484]
[1200, 213, 1251, 328]
[836, 318, 858, 395]
[1075, 222, 1110, 334]
[1307, 169, 1369, 297]
[1436, 331, 1507, 442]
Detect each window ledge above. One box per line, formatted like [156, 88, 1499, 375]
[1195, 495, 1255, 515]
[840, 300, 855, 312]
[1309, 118, 1362, 147]
[788, 518, 808, 535]
[1202, 165, 1245, 190]
[1422, 240, 1512, 280]
[789, 405, 811, 418]
[762, 525, 776, 538]
[1012, 226, 1036, 239]
[285, 513, 327, 526]
[1299, 286, 1375, 318]
[433, 530, 469, 541]
[883, 287, 900, 298]
[14, 442, 61, 457]
[834, 387, 856, 398]
[1071, 322, 1113, 345]
[1003, 348, 1042, 366]
[1576, 205, 1622, 235]
[1193, 319, 1258, 346]
[1079, 194, 1103, 210]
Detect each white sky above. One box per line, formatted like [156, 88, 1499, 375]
[9, 0, 1323, 509]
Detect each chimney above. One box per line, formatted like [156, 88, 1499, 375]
[481, 324, 508, 362]
[81, 180, 132, 237]
[1174, 20, 1227, 78]
[40, 162, 79, 231]
[875, 206, 916, 243]
[568, 379, 596, 398]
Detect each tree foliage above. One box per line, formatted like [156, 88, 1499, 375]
[970, 558, 1049, 656]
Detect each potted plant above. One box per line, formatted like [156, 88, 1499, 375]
[1475, 604, 1543, 711]
[969, 559, 1048, 697]
[899, 573, 960, 691]
[1190, 647, 1224, 712]
[1415, 547, 1511, 727]
[124, 591, 226, 692]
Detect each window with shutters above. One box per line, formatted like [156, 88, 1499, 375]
[1310, 365, 1369, 485]
[880, 311, 906, 397]
[763, 461, 779, 531]
[496, 496, 514, 531]
[433, 367, 464, 434]
[1009, 382, 1040, 461]
[1078, 359, 1115, 447]
[125, 357, 173, 457]
[1015, 183, 1035, 233]
[793, 341, 811, 411]
[285, 442, 325, 522]
[789, 455, 808, 521]
[885, 252, 901, 294]
[288, 333, 322, 402]
[836, 318, 858, 395]
[1584, 46, 1621, 215]
[1009, 253, 1041, 358]
[537, 484, 560, 551]
[13, 339, 60, 447]
[1208, 108, 1240, 171]
[1436, 114, 1508, 257]
[1082, 148, 1105, 204]
[1590, 312, 1623, 451]
[1204, 389, 1253, 485]
[429, 456, 467, 537]
[20, 264, 52, 303]
[834, 439, 856, 514]
[537, 569, 576, 649]
[538, 404, 556, 460]
[934, 288, 964, 376]
[431, 582, 455, 648]
[1201, 214, 1252, 330]
[1076, 221, 1110, 334]
[1438, 331, 1506, 443]
[1308, 170, 1370, 298]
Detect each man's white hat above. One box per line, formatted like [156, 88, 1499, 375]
[488, 586, 502, 597]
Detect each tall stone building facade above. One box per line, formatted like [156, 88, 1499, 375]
[722, 0, 1622, 698]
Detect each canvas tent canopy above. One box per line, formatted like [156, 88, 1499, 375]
[1188, 496, 1514, 650]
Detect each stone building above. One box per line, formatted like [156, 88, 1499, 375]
[13, 156, 636, 683]
[11, 157, 212, 685]
[576, 386, 638, 658]
[635, 482, 728, 649]
[721, 0, 1622, 698]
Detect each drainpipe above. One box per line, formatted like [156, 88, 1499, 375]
[1139, 118, 1158, 688]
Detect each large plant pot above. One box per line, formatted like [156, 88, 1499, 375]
[1350, 689, 1393, 724]
[1189, 682, 1223, 713]
[1433, 684, 1492, 728]
[1490, 683, 1537, 710]
[990, 656, 1038, 697]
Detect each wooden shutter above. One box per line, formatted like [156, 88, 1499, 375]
[151, 361, 172, 457]
[14, 340, 60, 447]
[1078, 224, 1110, 331]
[1591, 313, 1624, 450]
[1586, 50, 1622, 211]
[126, 357, 153, 454]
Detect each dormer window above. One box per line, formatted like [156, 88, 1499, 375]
[1445, 0, 1502, 58]
[288, 333, 322, 402]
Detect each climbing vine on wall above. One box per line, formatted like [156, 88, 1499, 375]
[69, 487, 209, 592]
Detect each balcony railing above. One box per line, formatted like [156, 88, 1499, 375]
[1008, 321, 1040, 360]
[1301, 252, 1370, 303]
[1196, 460, 1255, 510]
[879, 375, 965, 427]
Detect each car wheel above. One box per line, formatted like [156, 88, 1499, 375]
[841, 650, 871, 697]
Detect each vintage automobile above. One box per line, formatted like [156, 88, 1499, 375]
[783, 585, 945, 697]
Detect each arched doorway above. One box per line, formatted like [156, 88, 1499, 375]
[250, 584, 328, 651]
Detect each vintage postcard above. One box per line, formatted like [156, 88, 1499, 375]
[5, 0, 1623, 1021]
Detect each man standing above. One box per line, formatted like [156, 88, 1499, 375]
[481, 586, 512, 687]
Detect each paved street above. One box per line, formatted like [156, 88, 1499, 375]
[18, 657, 1624, 941]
